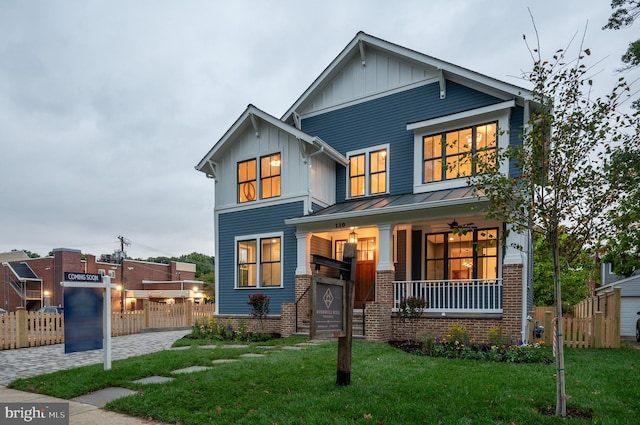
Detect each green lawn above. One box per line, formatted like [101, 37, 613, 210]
[8, 337, 640, 424]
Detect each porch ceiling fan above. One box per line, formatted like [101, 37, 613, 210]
[448, 219, 476, 235]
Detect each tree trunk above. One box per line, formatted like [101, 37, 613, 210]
[551, 232, 567, 417]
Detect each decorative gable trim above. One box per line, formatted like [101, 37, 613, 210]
[282, 32, 532, 123]
[195, 104, 348, 177]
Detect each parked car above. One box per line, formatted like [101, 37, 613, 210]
[0, 308, 6, 315]
[37, 306, 64, 314]
[637, 311, 640, 342]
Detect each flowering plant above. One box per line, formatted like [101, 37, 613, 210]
[247, 293, 270, 331]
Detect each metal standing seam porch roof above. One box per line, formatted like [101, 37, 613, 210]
[285, 187, 487, 226]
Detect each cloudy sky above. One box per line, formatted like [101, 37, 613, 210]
[0, 1, 635, 259]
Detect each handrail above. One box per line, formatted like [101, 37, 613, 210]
[294, 285, 311, 334]
[360, 282, 376, 336]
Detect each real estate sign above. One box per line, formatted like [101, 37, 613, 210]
[310, 276, 346, 338]
[62, 273, 103, 354]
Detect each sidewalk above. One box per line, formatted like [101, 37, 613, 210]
[0, 330, 190, 424]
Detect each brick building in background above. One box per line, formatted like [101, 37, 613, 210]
[1, 248, 204, 313]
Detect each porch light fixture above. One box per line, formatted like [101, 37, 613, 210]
[348, 229, 358, 244]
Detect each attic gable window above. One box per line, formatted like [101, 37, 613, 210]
[237, 153, 281, 203]
[348, 145, 389, 198]
[238, 159, 257, 203]
[260, 153, 281, 199]
[423, 122, 496, 183]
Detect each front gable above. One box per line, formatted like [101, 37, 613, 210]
[283, 32, 530, 124]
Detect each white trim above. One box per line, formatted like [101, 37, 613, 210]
[282, 32, 532, 123]
[411, 104, 512, 194]
[234, 231, 284, 289]
[346, 143, 390, 199]
[406, 100, 516, 131]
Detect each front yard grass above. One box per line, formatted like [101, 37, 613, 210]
[8, 337, 640, 424]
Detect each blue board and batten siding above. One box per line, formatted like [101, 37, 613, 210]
[217, 202, 303, 315]
[301, 81, 524, 201]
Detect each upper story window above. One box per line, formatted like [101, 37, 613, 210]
[238, 153, 281, 203]
[348, 145, 389, 198]
[423, 122, 496, 183]
[236, 233, 282, 288]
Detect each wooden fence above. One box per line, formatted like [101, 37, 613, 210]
[0, 301, 215, 350]
[532, 287, 621, 348]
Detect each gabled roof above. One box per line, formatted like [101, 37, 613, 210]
[282, 31, 532, 124]
[195, 104, 348, 178]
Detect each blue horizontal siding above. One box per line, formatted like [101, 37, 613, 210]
[509, 106, 525, 178]
[302, 81, 508, 202]
[217, 201, 303, 315]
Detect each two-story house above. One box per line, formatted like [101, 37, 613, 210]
[196, 32, 535, 343]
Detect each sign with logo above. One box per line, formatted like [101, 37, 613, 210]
[1, 402, 68, 424]
[310, 276, 346, 337]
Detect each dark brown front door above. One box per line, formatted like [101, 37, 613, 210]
[354, 259, 376, 308]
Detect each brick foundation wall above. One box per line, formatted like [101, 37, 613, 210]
[280, 303, 296, 337]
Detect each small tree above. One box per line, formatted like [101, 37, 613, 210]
[470, 29, 637, 416]
[247, 293, 270, 332]
[398, 296, 427, 342]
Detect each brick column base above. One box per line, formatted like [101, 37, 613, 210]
[280, 303, 296, 337]
[364, 302, 391, 341]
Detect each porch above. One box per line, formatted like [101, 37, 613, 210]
[393, 278, 503, 314]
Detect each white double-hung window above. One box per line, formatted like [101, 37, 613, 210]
[236, 232, 283, 288]
[347, 144, 389, 198]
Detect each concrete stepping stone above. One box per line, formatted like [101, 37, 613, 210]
[198, 345, 217, 349]
[71, 387, 137, 408]
[296, 343, 321, 346]
[132, 376, 174, 384]
[212, 359, 238, 364]
[256, 345, 278, 349]
[170, 346, 191, 350]
[282, 346, 304, 350]
[221, 344, 249, 348]
[240, 353, 266, 358]
[171, 366, 211, 374]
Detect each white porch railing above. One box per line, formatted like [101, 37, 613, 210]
[394, 279, 503, 313]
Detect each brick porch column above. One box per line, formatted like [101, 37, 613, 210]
[364, 270, 394, 341]
[502, 263, 524, 342]
[293, 274, 312, 332]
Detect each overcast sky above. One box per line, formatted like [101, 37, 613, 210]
[0, 1, 635, 259]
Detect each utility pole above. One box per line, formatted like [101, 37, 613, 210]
[117, 235, 131, 313]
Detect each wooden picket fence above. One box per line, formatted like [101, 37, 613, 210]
[532, 287, 621, 348]
[0, 301, 215, 350]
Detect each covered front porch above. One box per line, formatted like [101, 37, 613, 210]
[285, 191, 530, 342]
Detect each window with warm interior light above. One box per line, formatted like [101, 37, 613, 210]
[261, 153, 281, 199]
[238, 153, 281, 203]
[238, 159, 257, 203]
[237, 234, 282, 288]
[425, 228, 498, 281]
[348, 145, 388, 198]
[423, 122, 496, 183]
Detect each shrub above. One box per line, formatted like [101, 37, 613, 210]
[247, 293, 270, 331]
[398, 296, 427, 341]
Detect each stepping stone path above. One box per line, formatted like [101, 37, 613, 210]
[58, 340, 330, 410]
[132, 376, 174, 384]
[171, 366, 211, 374]
[72, 387, 137, 408]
